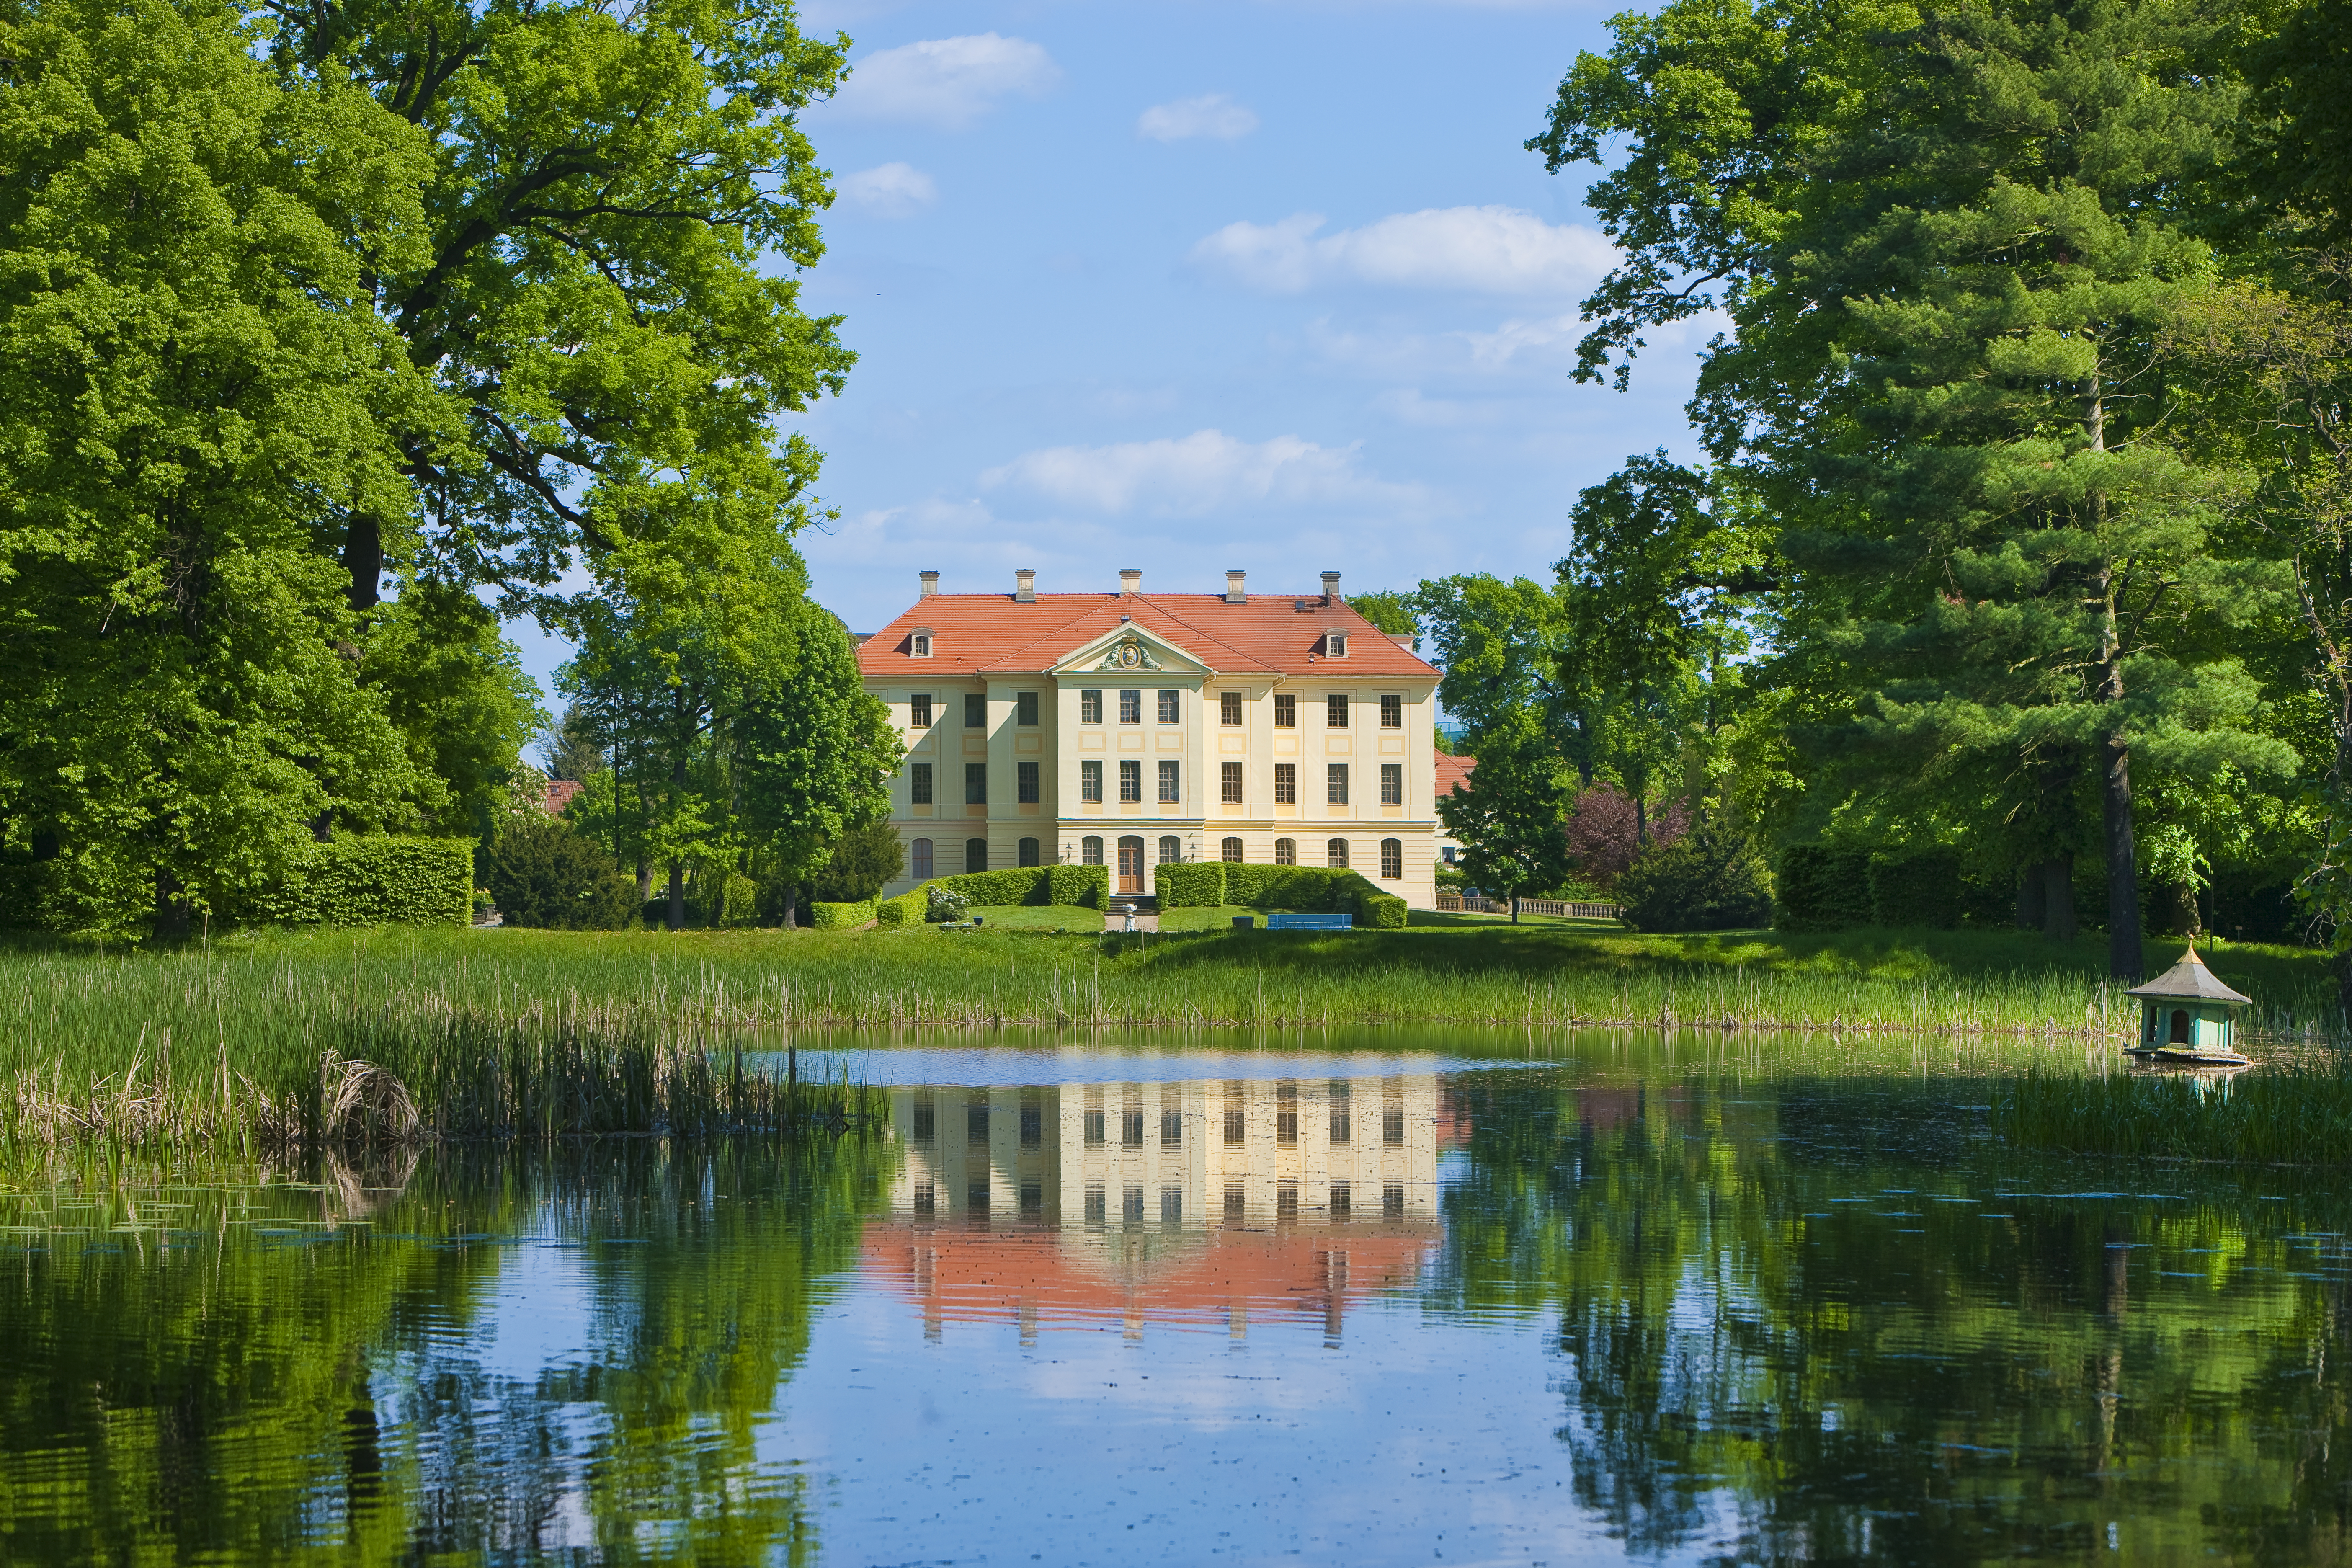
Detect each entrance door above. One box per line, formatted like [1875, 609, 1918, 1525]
[1117, 836, 1145, 894]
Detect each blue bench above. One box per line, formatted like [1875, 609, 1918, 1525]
[1265, 912, 1352, 931]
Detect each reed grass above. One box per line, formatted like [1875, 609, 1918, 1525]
[1993, 1060, 2352, 1165]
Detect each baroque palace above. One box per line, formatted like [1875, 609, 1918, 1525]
[856, 568, 1444, 906]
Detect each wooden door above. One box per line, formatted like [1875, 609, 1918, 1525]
[1117, 838, 1144, 894]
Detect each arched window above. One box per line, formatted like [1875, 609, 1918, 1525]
[965, 838, 989, 874]
[1221, 837, 1243, 863]
[1274, 838, 1296, 867]
[1018, 837, 1040, 867]
[911, 838, 934, 879]
[1158, 835, 1181, 864]
[1380, 838, 1403, 879]
[1081, 836, 1104, 866]
[1326, 839, 1349, 869]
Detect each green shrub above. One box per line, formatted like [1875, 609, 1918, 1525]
[875, 887, 928, 927]
[1774, 846, 1874, 931]
[931, 866, 1044, 905]
[1225, 864, 1352, 909]
[926, 884, 970, 922]
[1435, 867, 1467, 890]
[1621, 828, 1774, 933]
[812, 819, 905, 903]
[1356, 890, 1408, 928]
[1154, 862, 1226, 907]
[810, 898, 877, 929]
[1867, 848, 1964, 928]
[481, 821, 637, 930]
[1046, 863, 1108, 908]
[260, 836, 476, 927]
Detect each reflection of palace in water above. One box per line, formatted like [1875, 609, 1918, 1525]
[864, 1074, 1450, 1340]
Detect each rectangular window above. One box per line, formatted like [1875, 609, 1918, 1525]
[967, 1098, 989, 1144]
[1274, 763, 1296, 805]
[1274, 838, 1296, 865]
[1162, 1108, 1183, 1148]
[965, 763, 987, 805]
[1327, 694, 1349, 728]
[1381, 838, 1403, 879]
[1119, 689, 1142, 724]
[910, 763, 932, 805]
[1119, 759, 1142, 802]
[1123, 1093, 1145, 1148]
[1085, 1185, 1106, 1227]
[912, 1095, 935, 1142]
[1158, 760, 1180, 803]
[1277, 1181, 1299, 1222]
[1021, 1098, 1043, 1148]
[1327, 838, 1349, 869]
[1081, 689, 1102, 724]
[965, 693, 986, 728]
[1220, 691, 1242, 725]
[1081, 760, 1102, 802]
[1018, 761, 1039, 803]
[1329, 1081, 1351, 1144]
[1328, 764, 1349, 805]
[1276, 1082, 1298, 1145]
[1124, 1184, 1145, 1222]
[1380, 694, 1403, 728]
[1380, 763, 1403, 805]
[1221, 762, 1243, 803]
[1330, 1181, 1351, 1220]
[1016, 691, 1039, 726]
[1084, 1092, 1104, 1146]
[1157, 689, 1179, 724]
[1224, 1083, 1246, 1146]
[1274, 694, 1295, 728]
[910, 694, 932, 727]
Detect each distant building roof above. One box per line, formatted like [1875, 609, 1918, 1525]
[1434, 750, 1476, 802]
[2124, 944, 2252, 1005]
[856, 581, 1442, 681]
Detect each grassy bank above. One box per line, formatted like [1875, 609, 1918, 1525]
[0, 921, 2330, 1171]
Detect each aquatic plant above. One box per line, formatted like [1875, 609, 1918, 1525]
[1993, 1061, 2352, 1165]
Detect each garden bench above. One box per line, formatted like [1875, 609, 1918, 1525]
[1264, 913, 1353, 931]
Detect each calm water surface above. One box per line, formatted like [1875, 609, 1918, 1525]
[4, 1031, 2349, 1565]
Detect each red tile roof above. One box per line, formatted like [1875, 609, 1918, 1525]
[1434, 750, 1476, 802]
[857, 591, 1440, 680]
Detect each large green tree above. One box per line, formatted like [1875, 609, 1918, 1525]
[0, 0, 442, 933]
[1537, 0, 2299, 977]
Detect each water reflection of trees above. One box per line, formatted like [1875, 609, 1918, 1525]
[0, 1135, 894, 1562]
[1435, 1070, 2352, 1563]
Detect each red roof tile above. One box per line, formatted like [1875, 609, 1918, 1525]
[856, 591, 1440, 680]
[1434, 750, 1476, 802]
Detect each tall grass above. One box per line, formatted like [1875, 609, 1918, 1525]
[1993, 1061, 2352, 1165]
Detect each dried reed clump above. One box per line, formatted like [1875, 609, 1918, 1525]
[321, 1053, 420, 1149]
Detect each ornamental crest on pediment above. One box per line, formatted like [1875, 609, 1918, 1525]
[1097, 637, 1160, 671]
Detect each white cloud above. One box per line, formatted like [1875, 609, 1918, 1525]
[1137, 93, 1259, 142]
[837, 162, 938, 218]
[1191, 206, 1612, 297]
[828, 34, 1060, 130]
[980, 428, 1439, 517]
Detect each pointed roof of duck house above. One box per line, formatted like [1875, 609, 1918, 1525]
[2124, 941, 2252, 1006]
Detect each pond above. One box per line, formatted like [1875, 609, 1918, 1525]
[3, 1029, 2348, 1564]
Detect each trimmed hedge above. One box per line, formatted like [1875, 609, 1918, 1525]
[914, 864, 1108, 909]
[1047, 863, 1109, 908]
[1777, 844, 1966, 931]
[1774, 846, 1874, 931]
[1867, 848, 1964, 928]
[811, 897, 877, 929]
[1161, 861, 1408, 926]
[261, 837, 473, 927]
[1154, 862, 1228, 908]
[875, 888, 929, 927]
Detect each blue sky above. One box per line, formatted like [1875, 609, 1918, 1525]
[510, 0, 1713, 697]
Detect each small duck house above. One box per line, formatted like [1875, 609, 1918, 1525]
[2125, 943, 2251, 1059]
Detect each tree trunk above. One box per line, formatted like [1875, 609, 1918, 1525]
[666, 862, 683, 931]
[340, 514, 383, 613]
[2043, 856, 2077, 941]
[154, 871, 190, 941]
[2102, 734, 2143, 980]
[779, 884, 798, 931]
[2016, 863, 2046, 931]
[635, 859, 652, 901]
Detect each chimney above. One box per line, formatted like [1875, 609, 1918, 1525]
[1225, 570, 1247, 604]
[1015, 567, 1036, 603]
[1119, 567, 1142, 596]
[919, 570, 939, 598]
[1321, 570, 1341, 605]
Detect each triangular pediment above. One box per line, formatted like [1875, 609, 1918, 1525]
[1049, 624, 1213, 678]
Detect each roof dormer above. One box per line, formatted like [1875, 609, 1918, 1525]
[909, 627, 936, 658]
